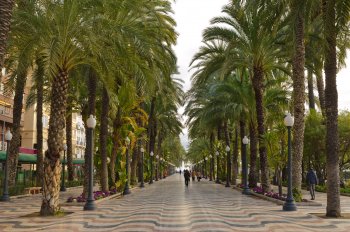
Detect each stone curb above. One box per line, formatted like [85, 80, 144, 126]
[232, 186, 322, 207]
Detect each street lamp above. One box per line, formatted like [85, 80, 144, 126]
[155, 155, 159, 181]
[60, 143, 68, 192]
[124, 136, 131, 195]
[149, 151, 154, 184]
[283, 113, 297, 211]
[225, 145, 231, 187]
[84, 115, 97, 211]
[1, 130, 12, 201]
[209, 155, 213, 181]
[215, 151, 220, 183]
[242, 136, 251, 195]
[140, 147, 145, 188]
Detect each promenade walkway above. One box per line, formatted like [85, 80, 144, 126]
[0, 174, 350, 231]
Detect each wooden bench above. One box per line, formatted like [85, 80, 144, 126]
[24, 187, 42, 195]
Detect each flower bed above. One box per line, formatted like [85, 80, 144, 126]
[237, 185, 308, 202]
[67, 189, 117, 203]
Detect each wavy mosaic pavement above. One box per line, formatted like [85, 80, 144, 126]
[0, 175, 350, 231]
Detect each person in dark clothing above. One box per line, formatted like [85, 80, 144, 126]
[184, 169, 190, 186]
[306, 168, 318, 200]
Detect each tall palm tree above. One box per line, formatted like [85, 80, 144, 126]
[0, 0, 15, 79]
[322, 0, 350, 218]
[202, 2, 289, 191]
[290, 0, 306, 193]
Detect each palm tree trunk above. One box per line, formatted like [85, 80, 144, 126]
[307, 70, 315, 109]
[239, 120, 245, 185]
[252, 66, 269, 192]
[0, 0, 15, 80]
[249, 122, 258, 188]
[316, 70, 326, 116]
[40, 70, 68, 216]
[8, 69, 27, 185]
[323, 0, 341, 217]
[110, 107, 121, 184]
[224, 121, 231, 183]
[66, 97, 73, 181]
[156, 131, 163, 180]
[36, 58, 44, 186]
[99, 87, 109, 192]
[210, 132, 214, 181]
[291, 5, 306, 193]
[148, 97, 157, 182]
[83, 70, 97, 197]
[232, 127, 238, 185]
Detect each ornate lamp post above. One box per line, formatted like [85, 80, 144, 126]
[140, 147, 145, 188]
[225, 145, 231, 187]
[215, 151, 220, 183]
[155, 155, 159, 181]
[84, 115, 97, 211]
[149, 151, 154, 184]
[60, 144, 67, 192]
[283, 113, 297, 211]
[1, 130, 12, 201]
[242, 136, 251, 194]
[209, 155, 213, 181]
[124, 136, 131, 195]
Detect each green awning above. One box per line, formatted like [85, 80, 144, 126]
[0, 151, 36, 164]
[0, 151, 85, 165]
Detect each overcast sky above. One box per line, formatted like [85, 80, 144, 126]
[172, 0, 350, 149]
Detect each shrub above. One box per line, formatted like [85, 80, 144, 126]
[292, 187, 302, 202]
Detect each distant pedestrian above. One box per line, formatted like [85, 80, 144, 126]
[191, 170, 196, 181]
[180, 170, 182, 175]
[184, 169, 190, 186]
[196, 171, 202, 182]
[306, 168, 318, 200]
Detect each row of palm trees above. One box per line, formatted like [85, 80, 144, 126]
[185, 0, 350, 217]
[1, 0, 184, 216]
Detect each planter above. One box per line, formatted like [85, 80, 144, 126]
[232, 186, 322, 207]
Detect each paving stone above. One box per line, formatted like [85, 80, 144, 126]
[0, 175, 349, 231]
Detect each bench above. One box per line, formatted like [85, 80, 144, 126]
[24, 187, 42, 195]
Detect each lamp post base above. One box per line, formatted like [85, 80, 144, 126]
[242, 187, 251, 195]
[225, 182, 230, 187]
[140, 182, 145, 188]
[0, 194, 10, 202]
[84, 200, 96, 211]
[123, 187, 131, 195]
[60, 186, 66, 192]
[283, 200, 297, 211]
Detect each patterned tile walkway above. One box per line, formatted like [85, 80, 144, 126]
[0, 175, 350, 231]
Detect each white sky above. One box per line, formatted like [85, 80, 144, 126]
[173, 0, 350, 150]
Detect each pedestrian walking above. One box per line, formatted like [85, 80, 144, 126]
[306, 167, 318, 200]
[184, 169, 190, 186]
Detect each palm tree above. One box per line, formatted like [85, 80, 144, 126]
[322, 0, 347, 218]
[290, 0, 306, 193]
[203, 2, 289, 191]
[99, 87, 109, 192]
[0, 0, 15, 80]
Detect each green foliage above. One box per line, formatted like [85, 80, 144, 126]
[162, 136, 186, 167]
[65, 180, 83, 188]
[292, 187, 302, 202]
